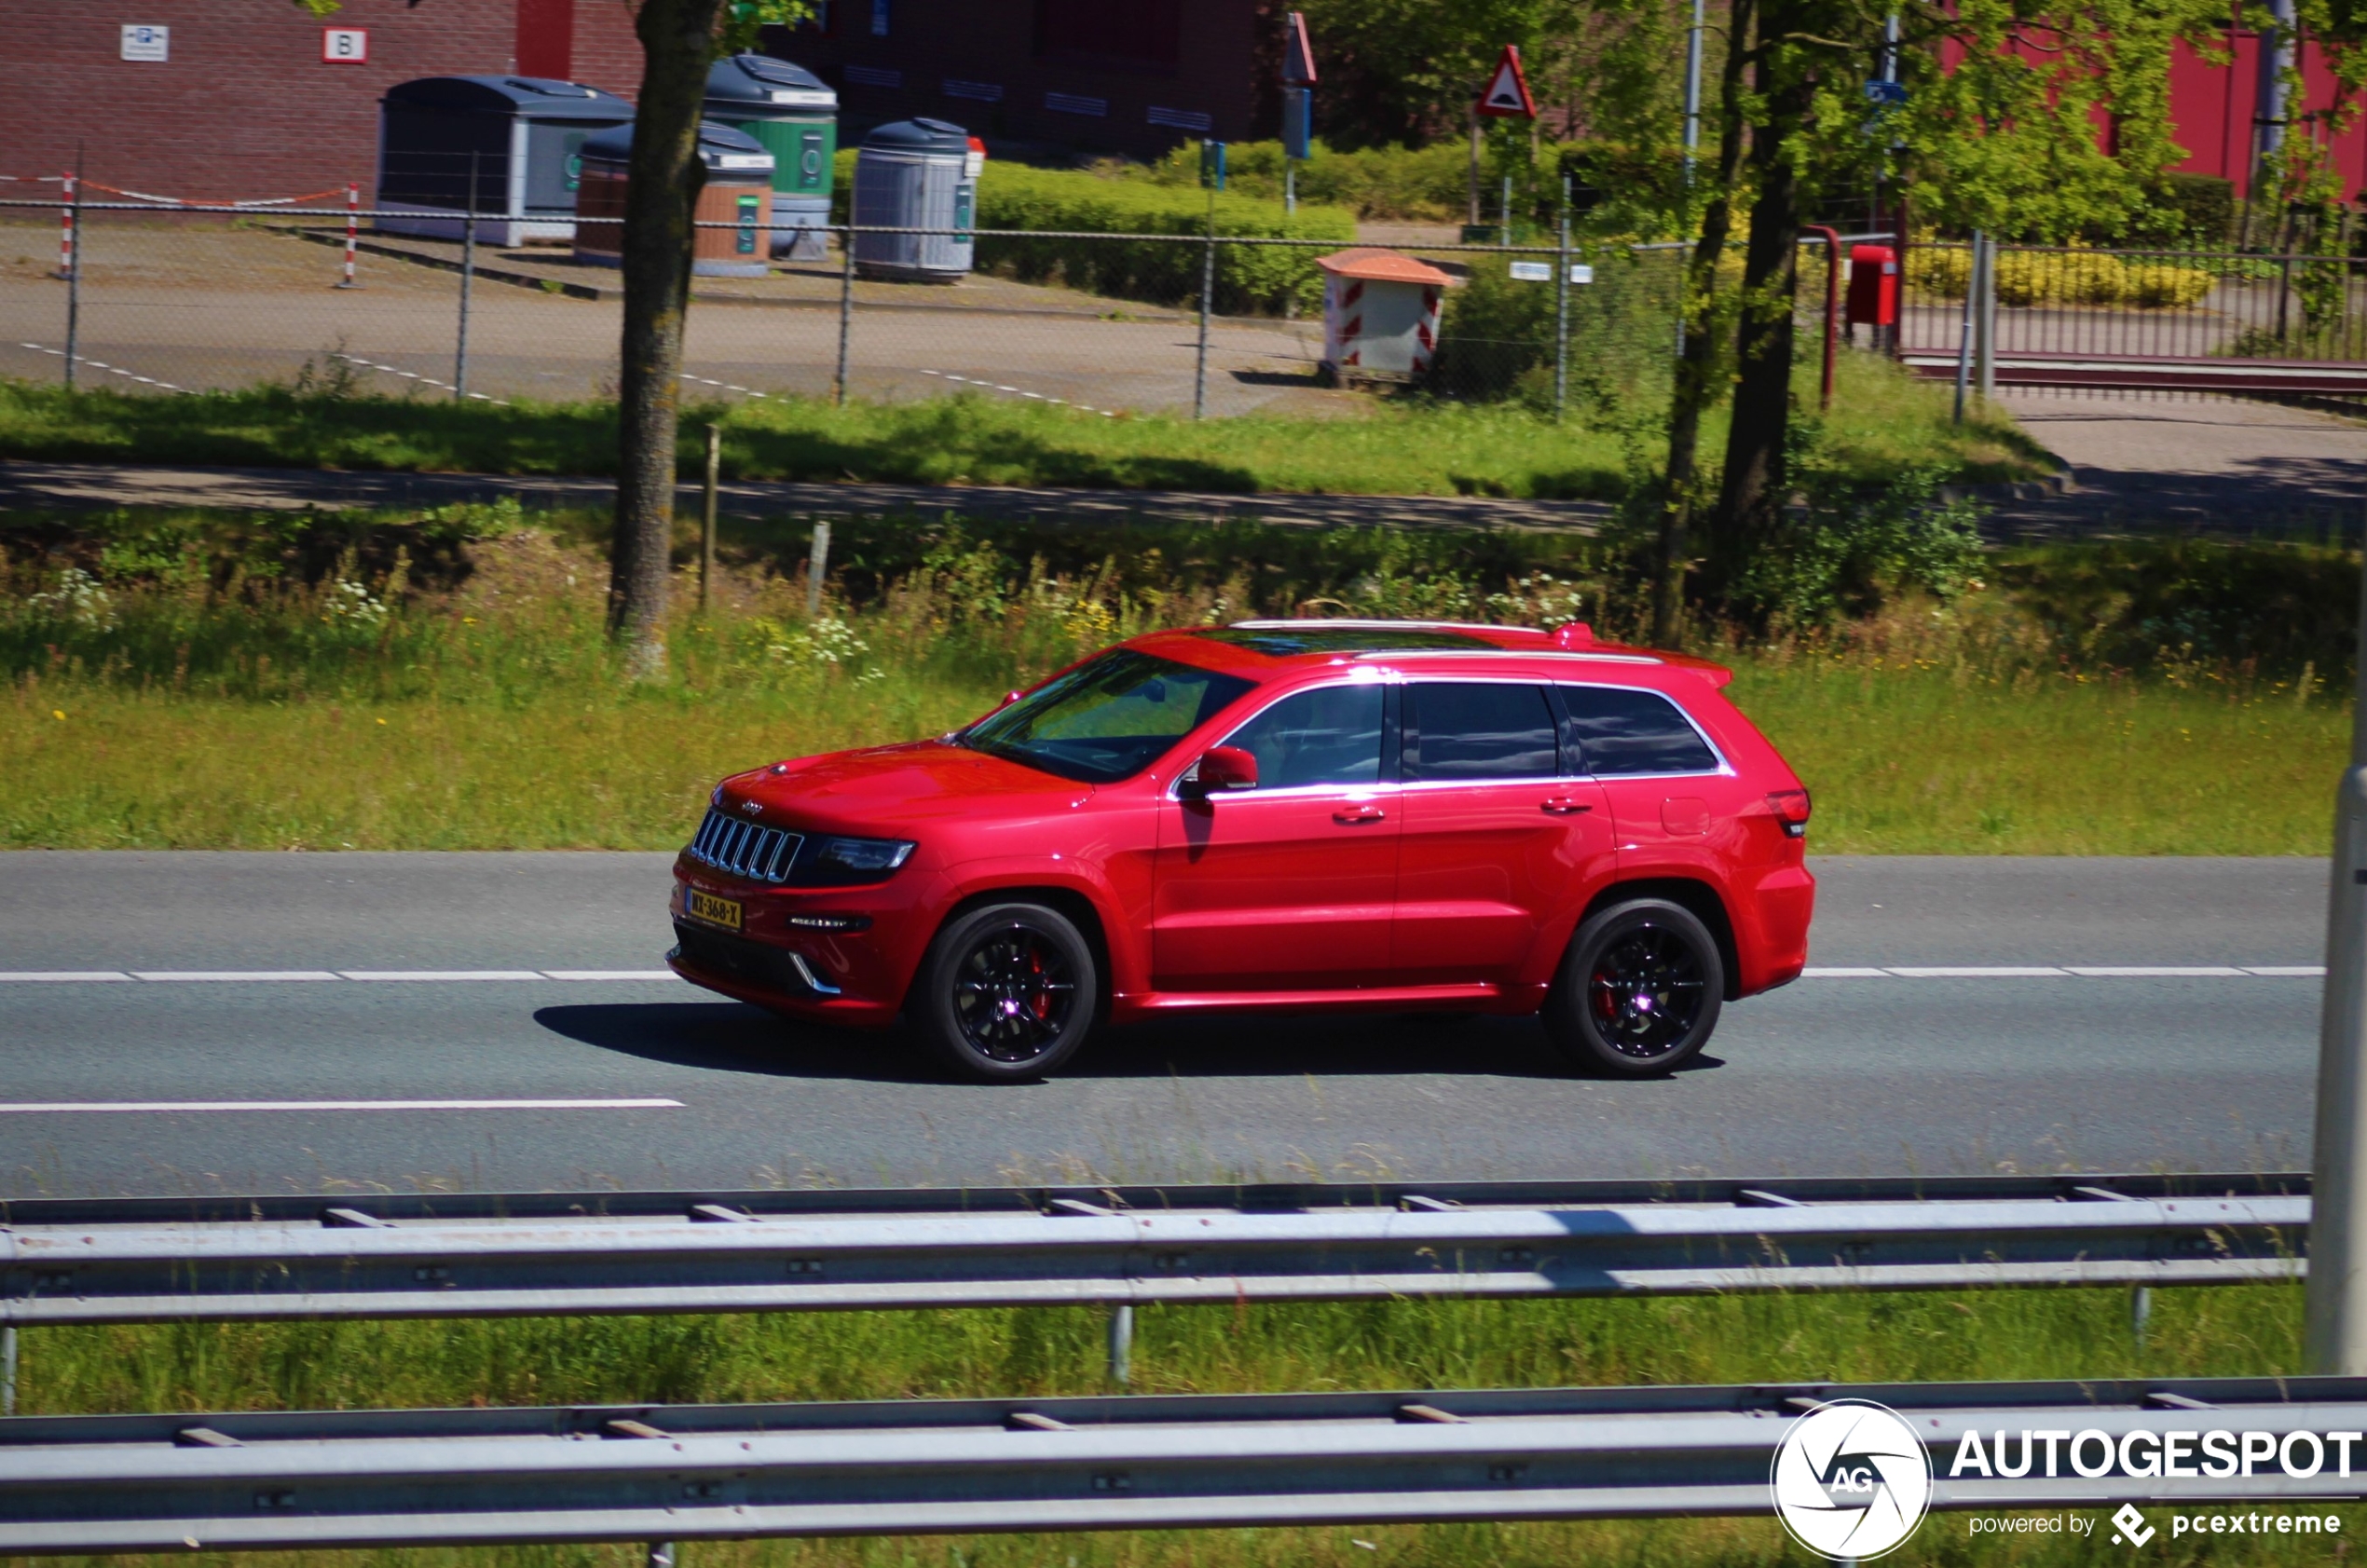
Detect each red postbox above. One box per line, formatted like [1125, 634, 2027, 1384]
[1847, 244, 1899, 326]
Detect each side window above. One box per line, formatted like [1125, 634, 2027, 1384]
[1405, 682, 1557, 782]
[1220, 683, 1386, 789]
[1558, 686, 1720, 775]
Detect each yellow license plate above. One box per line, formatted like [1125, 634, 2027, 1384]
[686, 890, 743, 931]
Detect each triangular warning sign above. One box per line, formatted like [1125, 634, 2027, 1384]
[1475, 44, 1537, 119]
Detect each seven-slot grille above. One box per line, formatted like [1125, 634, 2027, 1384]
[687, 807, 804, 882]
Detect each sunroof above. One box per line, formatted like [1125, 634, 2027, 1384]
[1193, 626, 1496, 656]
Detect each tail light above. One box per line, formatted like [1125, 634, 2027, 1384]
[1767, 790, 1812, 839]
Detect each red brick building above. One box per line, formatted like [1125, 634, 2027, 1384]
[765, 0, 1269, 157]
[0, 0, 640, 203]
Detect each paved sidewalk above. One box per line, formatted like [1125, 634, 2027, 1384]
[1985, 389, 2366, 538]
[0, 460, 1614, 533]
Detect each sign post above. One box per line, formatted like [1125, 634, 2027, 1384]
[1470, 46, 1538, 243]
[1281, 11, 1316, 217]
[2307, 542, 2367, 1373]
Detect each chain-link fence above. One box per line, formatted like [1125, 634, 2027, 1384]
[0, 198, 1694, 425]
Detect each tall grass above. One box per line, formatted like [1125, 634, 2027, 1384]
[0, 505, 2349, 853]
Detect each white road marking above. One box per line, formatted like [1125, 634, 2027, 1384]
[18, 342, 190, 392]
[1799, 964, 2324, 980]
[1800, 967, 1890, 978]
[0, 1099, 685, 1112]
[1883, 966, 2072, 978]
[130, 971, 341, 982]
[2064, 965, 2251, 977]
[0, 970, 684, 983]
[2245, 965, 2328, 976]
[919, 367, 1119, 416]
[331, 353, 510, 406]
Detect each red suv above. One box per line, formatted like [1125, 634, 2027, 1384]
[670, 620, 1814, 1082]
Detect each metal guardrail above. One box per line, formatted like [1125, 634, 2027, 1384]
[3, 1376, 2362, 1552]
[0, 1174, 2306, 1327]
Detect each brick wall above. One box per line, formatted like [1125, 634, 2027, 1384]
[772, 0, 1262, 160]
[0, 0, 648, 205]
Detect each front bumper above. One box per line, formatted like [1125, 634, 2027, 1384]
[668, 857, 929, 1026]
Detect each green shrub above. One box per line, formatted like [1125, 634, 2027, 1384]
[969, 163, 1355, 313]
[1141, 138, 1482, 222]
[1430, 248, 1684, 412]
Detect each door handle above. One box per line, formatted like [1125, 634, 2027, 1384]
[1333, 804, 1387, 825]
[1540, 797, 1594, 815]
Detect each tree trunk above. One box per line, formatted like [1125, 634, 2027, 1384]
[609, 0, 726, 680]
[1705, 59, 1814, 606]
[1652, 0, 1755, 647]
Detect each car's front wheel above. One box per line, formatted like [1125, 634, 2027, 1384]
[1542, 896, 1724, 1077]
[912, 901, 1099, 1082]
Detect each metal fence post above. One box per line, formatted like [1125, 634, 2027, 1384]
[1194, 231, 1215, 420]
[2306, 536, 2367, 1374]
[1108, 1303, 1134, 1387]
[1553, 181, 1571, 420]
[647, 1542, 675, 1568]
[834, 226, 854, 407]
[1952, 237, 1978, 425]
[62, 165, 82, 392]
[1975, 233, 1997, 402]
[2130, 1285, 2154, 1349]
[2, 1323, 18, 1416]
[455, 150, 479, 402]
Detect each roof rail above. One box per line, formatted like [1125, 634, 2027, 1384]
[1226, 618, 1537, 634]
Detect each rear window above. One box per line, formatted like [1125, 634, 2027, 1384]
[1558, 686, 1721, 775]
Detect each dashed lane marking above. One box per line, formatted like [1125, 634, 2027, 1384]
[0, 1098, 685, 1112]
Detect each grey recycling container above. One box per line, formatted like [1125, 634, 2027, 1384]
[704, 52, 837, 261]
[853, 117, 979, 283]
[376, 75, 632, 246]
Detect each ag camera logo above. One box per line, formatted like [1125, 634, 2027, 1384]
[1771, 1398, 1934, 1560]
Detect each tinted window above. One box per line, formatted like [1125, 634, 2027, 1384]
[1559, 686, 1720, 775]
[1406, 682, 1557, 781]
[963, 650, 1254, 784]
[1222, 683, 1386, 789]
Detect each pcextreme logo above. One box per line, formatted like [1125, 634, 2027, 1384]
[1771, 1398, 1936, 1561]
[2112, 1503, 2158, 1546]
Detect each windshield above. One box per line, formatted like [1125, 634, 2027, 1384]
[962, 650, 1256, 784]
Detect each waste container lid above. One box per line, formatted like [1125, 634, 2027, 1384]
[1315, 247, 1454, 286]
[381, 75, 631, 119]
[706, 52, 838, 111]
[581, 119, 776, 174]
[860, 117, 971, 155]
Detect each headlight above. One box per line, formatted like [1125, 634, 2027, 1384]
[806, 836, 916, 879]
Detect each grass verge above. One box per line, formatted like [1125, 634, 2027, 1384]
[7, 1284, 2343, 1566]
[0, 351, 2048, 498]
[0, 504, 2346, 853]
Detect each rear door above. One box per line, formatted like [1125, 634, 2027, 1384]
[1151, 679, 1401, 992]
[1390, 680, 1614, 989]
[1554, 683, 1739, 872]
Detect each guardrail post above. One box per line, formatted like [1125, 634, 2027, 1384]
[834, 225, 855, 407]
[647, 1541, 674, 1568]
[699, 423, 719, 615]
[2307, 541, 2367, 1374]
[1108, 1303, 1134, 1387]
[2130, 1286, 2153, 1349]
[805, 520, 831, 620]
[2, 1323, 18, 1416]
[1194, 231, 1215, 420]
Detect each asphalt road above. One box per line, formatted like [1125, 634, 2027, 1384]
[0, 852, 2330, 1199]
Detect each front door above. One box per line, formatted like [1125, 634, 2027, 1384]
[1151, 680, 1399, 992]
[1392, 680, 1616, 988]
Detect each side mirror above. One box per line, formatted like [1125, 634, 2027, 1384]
[1184, 744, 1259, 799]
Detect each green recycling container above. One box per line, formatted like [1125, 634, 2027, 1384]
[705, 52, 837, 261]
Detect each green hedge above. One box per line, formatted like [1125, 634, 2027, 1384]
[973, 164, 1356, 314]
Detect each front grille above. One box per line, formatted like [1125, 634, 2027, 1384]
[686, 807, 804, 882]
[671, 923, 816, 995]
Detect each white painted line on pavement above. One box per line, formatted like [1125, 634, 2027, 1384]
[541, 970, 681, 981]
[2245, 966, 2328, 976]
[130, 971, 341, 982]
[0, 1099, 685, 1112]
[2063, 965, 2251, 977]
[1801, 967, 1890, 978]
[338, 970, 550, 982]
[1882, 966, 2071, 978]
[0, 972, 134, 982]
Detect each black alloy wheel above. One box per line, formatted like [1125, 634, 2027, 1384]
[1543, 897, 1725, 1077]
[915, 901, 1099, 1082]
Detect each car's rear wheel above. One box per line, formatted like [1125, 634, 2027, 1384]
[1543, 897, 1723, 1077]
[913, 901, 1099, 1082]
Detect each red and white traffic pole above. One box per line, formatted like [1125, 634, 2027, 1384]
[56, 170, 75, 280]
[336, 181, 361, 288]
